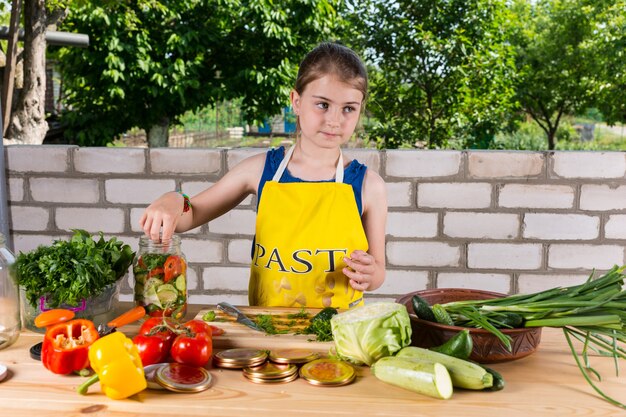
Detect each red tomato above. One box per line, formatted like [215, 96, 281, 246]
[183, 319, 213, 338]
[148, 266, 164, 279]
[138, 317, 176, 347]
[132, 334, 170, 366]
[163, 255, 184, 283]
[170, 332, 212, 368]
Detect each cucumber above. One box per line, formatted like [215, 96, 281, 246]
[431, 329, 473, 360]
[411, 295, 436, 322]
[371, 356, 453, 400]
[397, 346, 493, 390]
[495, 312, 524, 328]
[432, 304, 455, 326]
[143, 285, 162, 308]
[157, 284, 178, 304]
[174, 274, 186, 292]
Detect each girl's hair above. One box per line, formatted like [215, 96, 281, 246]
[295, 42, 368, 105]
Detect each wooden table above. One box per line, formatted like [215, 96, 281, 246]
[0, 306, 624, 417]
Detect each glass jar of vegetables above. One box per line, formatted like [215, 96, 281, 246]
[133, 236, 187, 319]
[0, 233, 19, 350]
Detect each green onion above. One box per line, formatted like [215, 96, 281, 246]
[432, 265, 626, 409]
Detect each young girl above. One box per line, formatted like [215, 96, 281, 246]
[140, 42, 387, 309]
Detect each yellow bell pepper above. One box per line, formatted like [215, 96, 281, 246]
[77, 331, 147, 400]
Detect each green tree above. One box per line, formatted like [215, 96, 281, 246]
[585, 1, 626, 125]
[346, 0, 517, 149]
[57, 0, 343, 146]
[508, 0, 617, 150]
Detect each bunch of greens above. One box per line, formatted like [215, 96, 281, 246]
[16, 229, 135, 308]
[301, 307, 338, 342]
[433, 265, 626, 409]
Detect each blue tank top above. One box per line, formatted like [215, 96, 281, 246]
[257, 146, 367, 214]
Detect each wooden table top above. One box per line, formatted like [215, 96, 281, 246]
[0, 305, 624, 417]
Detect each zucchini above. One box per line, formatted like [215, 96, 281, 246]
[411, 295, 436, 322]
[431, 329, 473, 360]
[432, 304, 455, 326]
[482, 366, 505, 391]
[397, 346, 493, 390]
[371, 356, 453, 400]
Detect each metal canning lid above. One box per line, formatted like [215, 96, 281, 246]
[154, 363, 213, 393]
[299, 359, 356, 387]
[244, 371, 299, 384]
[214, 358, 267, 369]
[144, 363, 168, 390]
[214, 348, 268, 364]
[243, 362, 298, 379]
[269, 348, 320, 364]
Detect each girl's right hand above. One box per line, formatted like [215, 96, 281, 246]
[140, 191, 186, 242]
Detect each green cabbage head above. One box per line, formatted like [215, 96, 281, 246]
[331, 302, 412, 366]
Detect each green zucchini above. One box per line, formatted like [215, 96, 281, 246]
[371, 356, 453, 400]
[397, 346, 493, 390]
[430, 329, 473, 360]
[432, 304, 455, 326]
[482, 366, 505, 391]
[411, 295, 436, 322]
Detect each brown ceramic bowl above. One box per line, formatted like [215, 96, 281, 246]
[396, 288, 542, 364]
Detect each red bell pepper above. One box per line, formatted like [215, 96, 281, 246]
[41, 319, 99, 375]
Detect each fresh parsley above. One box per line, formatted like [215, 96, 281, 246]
[16, 229, 135, 308]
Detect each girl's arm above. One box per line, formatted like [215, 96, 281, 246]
[343, 169, 388, 291]
[140, 153, 266, 241]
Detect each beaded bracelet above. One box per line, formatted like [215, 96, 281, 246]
[177, 191, 192, 214]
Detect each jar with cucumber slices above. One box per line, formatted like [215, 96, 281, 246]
[133, 235, 187, 319]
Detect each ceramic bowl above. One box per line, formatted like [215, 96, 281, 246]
[396, 288, 542, 363]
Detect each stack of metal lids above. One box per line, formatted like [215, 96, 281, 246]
[213, 348, 268, 369]
[298, 358, 356, 387]
[243, 361, 299, 384]
[268, 348, 320, 365]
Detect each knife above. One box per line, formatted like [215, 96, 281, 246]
[217, 302, 264, 332]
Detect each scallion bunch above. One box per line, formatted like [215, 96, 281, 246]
[436, 265, 626, 409]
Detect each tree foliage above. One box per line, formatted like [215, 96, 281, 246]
[508, 0, 622, 150]
[346, 0, 517, 149]
[57, 0, 343, 146]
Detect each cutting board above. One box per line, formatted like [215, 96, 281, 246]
[194, 306, 334, 352]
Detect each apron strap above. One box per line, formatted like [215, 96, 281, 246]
[272, 145, 344, 183]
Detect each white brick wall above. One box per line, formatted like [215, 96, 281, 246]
[523, 214, 599, 240]
[74, 148, 145, 173]
[418, 183, 492, 209]
[387, 241, 461, 267]
[386, 150, 461, 178]
[31, 178, 100, 203]
[499, 184, 575, 209]
[552, 152, 626, 178]
[468, 243, 543, 270]
[444, 212, 518, 239]
[387, 212, 438, 238]
[8, 146, 626, 305]
[468, 152, 543, 178]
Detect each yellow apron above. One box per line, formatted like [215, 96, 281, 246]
[249, 145, 368, 309]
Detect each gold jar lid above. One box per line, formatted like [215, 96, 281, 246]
[299, 359, 356, 387]
[154, 363, 213, 393]
[213, 348, 268, 369]
[244, 371, 299, 384]
[243, 362, 298, 380]
[269, 348, 321, 365]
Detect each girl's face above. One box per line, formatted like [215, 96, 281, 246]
[291, 74, 363, 149]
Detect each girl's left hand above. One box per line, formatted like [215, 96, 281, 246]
[343, 250, 378, 291]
